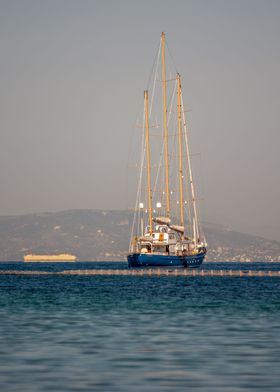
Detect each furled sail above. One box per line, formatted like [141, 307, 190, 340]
[169, 224, 184, 233]
[153, 217, 171, 225]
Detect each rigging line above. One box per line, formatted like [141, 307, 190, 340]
[184, 176, 193, 237]
[149, 43, 161, 117]
[152, 142, 164, 200]
[138, 107, 146, 228]
[165, 37, 178, 75]
[165, 80, 177, 117]
[157, 77, 177, 82]
[167, 152, 201, 158]
[146, 41, 161, 90]
[152, 80, 176, 202]
[129, 107, 146, 249]
[199, 152, 206, 219]
[196, 153, 206, 241]
[167, 81, 177, 127]
[181, 91, 201, 243]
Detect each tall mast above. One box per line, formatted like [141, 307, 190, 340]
[144, 90, 153, 235]
[176, 73, 184, 233]
[161, 32, 170, 218]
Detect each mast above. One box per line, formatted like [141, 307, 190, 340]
[144, 90, 153, 235]
[161, 32, 170, 218]
[176, 73, 184, 234]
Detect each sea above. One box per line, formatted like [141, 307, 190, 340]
[0, 261, 279, 392]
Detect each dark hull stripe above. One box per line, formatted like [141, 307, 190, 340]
[127, 252, 206, 268]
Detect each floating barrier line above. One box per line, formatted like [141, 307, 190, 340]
[0, 269, 280, 277]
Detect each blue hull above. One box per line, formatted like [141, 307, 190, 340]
[127, 251, 206, 268]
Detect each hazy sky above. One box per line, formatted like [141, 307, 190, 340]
[0, 0, 279, 240]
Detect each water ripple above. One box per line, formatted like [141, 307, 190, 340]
[0, 262, 279, 391]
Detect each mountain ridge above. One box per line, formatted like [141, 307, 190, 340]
[0, 209, 279, 262]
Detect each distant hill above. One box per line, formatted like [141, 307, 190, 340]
[0, 209, 279, 261]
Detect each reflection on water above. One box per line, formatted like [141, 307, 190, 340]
[0, 262, 279, 391]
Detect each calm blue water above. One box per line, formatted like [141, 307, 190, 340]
[0, 262, 279, 391]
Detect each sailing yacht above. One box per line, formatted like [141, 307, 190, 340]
[127, 33, 207, 268]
